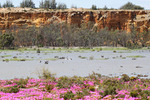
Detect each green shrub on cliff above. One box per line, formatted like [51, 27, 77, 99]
[120, 2, 144, 10]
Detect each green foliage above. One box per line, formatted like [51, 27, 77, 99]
[101, 79, 124, 97]
[45, 84, 54, 92]
[1, 23, 149, 49]
[1, 85, 19, 93]
[130, 89, 150, 99]
[89, 86, 95, 91]
[20, 0, 35, 8]
[0, 3, 1, 8]
[14, 26, 37, 47]
[60, 91, 75, 100]
[38, 68, 56, 80]
[130, 76, 137, 81]
[88, 72, 102, 80]
[36, 34, 44, 47]
[121, 74, 130, 82]
[140, 90, 150, 99]
[0, 72, 150, 99]
[39, 0, 57, 9]
[91, 5, 97, 10]
[14, 79, 28, 88]
[57, 3, 67, 9]
[75, 92, 84, 99]
[56, 37, 65, 46]
[130, 90, 139, 97]
[56, 76, 85, 89]
[103, 79, 119, 86]
[3, 0, 14, 8]
[3, 79, 28, 89]
[0, 33, 14, 49]
[5, 80, 13, 85]
[50, 0, 57, 9]
[43, 98, 53, 100]
[103, 5, 108, 10]
[56, 76, 71, 89]
[120, 2, 144, 10]
[126, 42, 143, 49]
[102, 86, 117, 97]
[126, 28, 144, 49]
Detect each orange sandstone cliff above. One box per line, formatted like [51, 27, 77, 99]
[0, 8, 150, 32]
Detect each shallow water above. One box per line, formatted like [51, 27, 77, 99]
[0, 49, 150, 79]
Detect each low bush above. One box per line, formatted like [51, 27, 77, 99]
[89, 86, 95, 92]
[14, 79, 28, 88]
[1, 85, 19, 93]
[60, 91, 75, 100]
[38, 68, 56, 80]
[121, 74, 130, 82]
[45, 84, 54, 93]
[102, 86, 117, 97]
[0, 72, 150, 99]
[130, 90, 139, 97]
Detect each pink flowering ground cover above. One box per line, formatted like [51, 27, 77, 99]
[0, 73, 150, 100]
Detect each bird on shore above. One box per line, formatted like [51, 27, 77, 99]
[45, 61, 49, 64]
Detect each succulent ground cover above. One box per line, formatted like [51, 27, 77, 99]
[0, 72, 150, 100]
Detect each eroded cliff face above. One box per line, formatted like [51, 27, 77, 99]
[0, 8, 150, 32]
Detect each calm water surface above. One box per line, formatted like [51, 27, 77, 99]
[0, 49, 150, 79]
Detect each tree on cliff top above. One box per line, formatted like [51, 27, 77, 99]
[103, 5, 108, 10]
[71, 5, 77, 9]
[120, 2, 144, 10]
[39, 0, 57, 9]
[39, 0, 44, 8]
[20, 0, 35, 8]
[51, 0, 57, 9]
[3, 0, 14, 8]
[57, 3, 67, 9]
[91, 5, 97, 10]
[0, 3, 1, 8]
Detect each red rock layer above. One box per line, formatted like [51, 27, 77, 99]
[0, 9, 150, 32]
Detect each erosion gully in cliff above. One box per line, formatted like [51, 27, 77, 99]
[0, 8, 150, 32]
